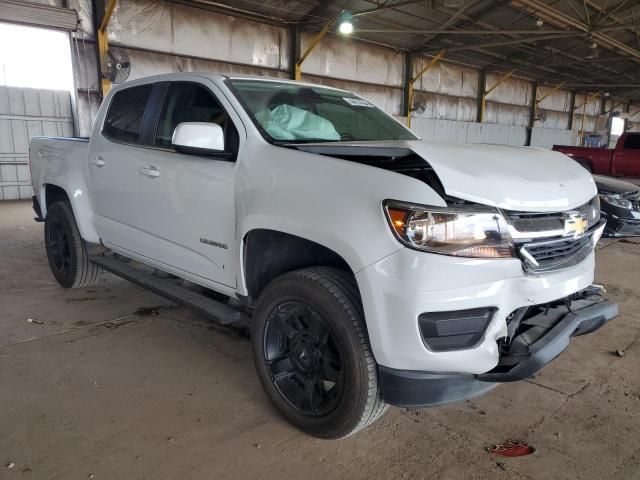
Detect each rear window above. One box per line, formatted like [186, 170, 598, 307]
[623, 134, 640, 150]
[102, 84, 153, 144]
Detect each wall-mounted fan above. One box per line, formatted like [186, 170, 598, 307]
[534, 108, 547, 123]
[103, 51, 131, 84]
[412, 93, 427, 115]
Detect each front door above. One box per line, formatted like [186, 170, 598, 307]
[134, 80, 240, 289]
[89, 83, 153, 249]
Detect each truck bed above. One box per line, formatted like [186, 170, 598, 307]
[29, 136, 95, 239]
[553, 144, 613, 175]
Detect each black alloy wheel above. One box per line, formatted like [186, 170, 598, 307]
[263, 301, 344, 417]
[252, 267, 388, 439]
[46, 215, 71, 277]
[44, 202, 102, 288]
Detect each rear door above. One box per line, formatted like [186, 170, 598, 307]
[89, 83, 153, 250]
[613, 134, 640, 177]
[133, 80, 240, 288]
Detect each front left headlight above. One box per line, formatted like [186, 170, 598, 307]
[384, 200, 514, 258]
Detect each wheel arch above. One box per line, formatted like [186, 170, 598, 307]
[42, 182, 101, 244]
[44, 184, 70, 210]
[242, 229, 357, 301]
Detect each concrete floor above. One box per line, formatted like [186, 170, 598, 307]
[1, 200, 640, 480]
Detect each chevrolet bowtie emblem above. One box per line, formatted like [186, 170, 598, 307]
[563, 213, 588, 239]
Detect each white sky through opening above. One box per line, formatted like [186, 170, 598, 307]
[611, 117, 625, 137]
[0, 22, 74, 91]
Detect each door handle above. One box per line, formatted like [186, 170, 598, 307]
[139, 165, 160, 178]
[90, 156, 106, 167]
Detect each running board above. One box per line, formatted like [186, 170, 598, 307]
[91, 255, 243, 326]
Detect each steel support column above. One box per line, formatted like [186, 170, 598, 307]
[96, 0, 117, 96]
[290, 24, 301, 80]
[526, 80, 538, 146]
[568, 91, 576, 130]
[476, 69, 486, 123]
[402, 51, 413, 118]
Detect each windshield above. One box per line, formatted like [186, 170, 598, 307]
[228, 79, 417, 143]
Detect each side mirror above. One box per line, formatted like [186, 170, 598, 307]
[172, 122, 225, 156]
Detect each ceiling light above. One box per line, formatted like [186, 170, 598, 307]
[338, 11, 353, 35]
[535, 19, 544, 27]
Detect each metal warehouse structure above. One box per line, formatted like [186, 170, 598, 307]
[1, 0, 639, 146]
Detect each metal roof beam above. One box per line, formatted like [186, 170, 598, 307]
[410, 0, 498, 52]
[511, 0, 640, 63]
[357, 28, 585, 34]
[427, 32, 586, 53]
[353, 0, 427, 17]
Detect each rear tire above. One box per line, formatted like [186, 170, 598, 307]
[252, 267, 388, 439]
[44, 202, 102, 288]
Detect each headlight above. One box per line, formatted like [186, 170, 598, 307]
[384, 200, 514, 258]
[587, 195, 601, 223]
[601, 194, 633, 210]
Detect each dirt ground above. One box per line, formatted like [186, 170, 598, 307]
[1, 200, 640, 480]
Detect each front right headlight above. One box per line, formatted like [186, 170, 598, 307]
[384, 200, 514, 258]
[601, 194, 633, 210]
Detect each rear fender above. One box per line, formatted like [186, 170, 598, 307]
[42, 172, 100, 244]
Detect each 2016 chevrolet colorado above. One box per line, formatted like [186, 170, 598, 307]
[30, 73, 618, 439]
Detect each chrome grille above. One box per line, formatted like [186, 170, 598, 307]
[520, 235, 593, 273]
[503, 198, 603, 274]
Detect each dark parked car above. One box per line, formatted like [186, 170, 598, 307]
[594, 175, 640, 237]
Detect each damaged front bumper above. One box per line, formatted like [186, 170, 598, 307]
[378, 287, 618, 407]
[476, 287, 617, 382]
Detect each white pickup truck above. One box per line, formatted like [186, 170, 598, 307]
[30, 73, 617, 439]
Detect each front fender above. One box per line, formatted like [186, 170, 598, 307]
[234, 140, 446, 296]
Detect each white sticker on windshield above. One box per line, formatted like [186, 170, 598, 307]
[343, 97, 374, 108]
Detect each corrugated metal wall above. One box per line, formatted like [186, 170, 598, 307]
[401, 118, 578, 148]
[0, 86, 73, 200]
[66, 0, 602, 148]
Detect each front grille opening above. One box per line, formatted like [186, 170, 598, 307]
[503, 202, 599, 273]
[508, 215, 564, 233]
[519, 235, 593, 273]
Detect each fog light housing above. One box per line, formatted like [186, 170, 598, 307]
[419, 308, 496, 351]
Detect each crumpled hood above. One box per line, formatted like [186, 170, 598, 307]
[406, 141, 596, 212]
[293, 139, 597, 212]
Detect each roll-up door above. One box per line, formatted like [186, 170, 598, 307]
[0, 0, 78, 31]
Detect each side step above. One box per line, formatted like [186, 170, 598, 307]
[91, 255, 243, 326]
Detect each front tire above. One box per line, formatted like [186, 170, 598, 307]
[44, 201, 102, 288]
[252, 267, 388, 439]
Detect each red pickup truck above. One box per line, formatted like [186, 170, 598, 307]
[554, 132, 640, 177]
